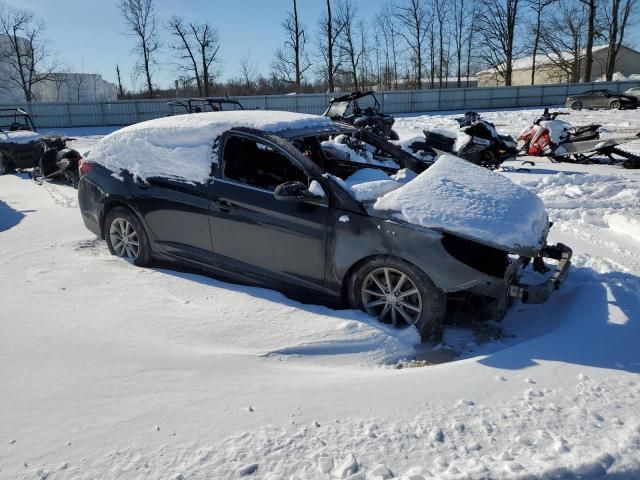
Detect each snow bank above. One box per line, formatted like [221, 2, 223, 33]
[374, 155, 549, 253]
[0, 130, 42, 145]
[88, 111, 334, 183]
[605, 213, 640, 241]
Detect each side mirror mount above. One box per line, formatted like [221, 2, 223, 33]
[274, 181, 322, 202]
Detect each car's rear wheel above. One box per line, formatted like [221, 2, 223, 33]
[349, 257, 445, 341]
[105, 207, 152, 267]
[570, 102, 582, 111]
[609, 100, 621, 110]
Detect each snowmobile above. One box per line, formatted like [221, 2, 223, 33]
[33, 137, 82, 188]
[167, 97, 245, 115]
[0, 107, 82, 185]
[518, 108, 640, 169]
[407, 111, 519, 170]
[323, 91, 399, 140]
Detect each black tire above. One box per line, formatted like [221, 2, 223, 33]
[104, 206, 152, 267]
[389, 129, 400, 141]
[0, 155, 14, 175]
[348, 256, 445, 341]
[609, 100, 621, 110]
[570, 102, 582, 111]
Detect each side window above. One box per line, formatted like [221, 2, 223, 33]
[223, 135, 310, 192]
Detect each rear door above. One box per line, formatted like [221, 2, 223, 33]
[127, 176, 213, 267]
[207, 130, 328, 295]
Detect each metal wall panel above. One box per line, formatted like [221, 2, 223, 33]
[3, 81, 638, 128]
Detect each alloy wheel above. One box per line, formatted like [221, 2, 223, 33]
[361, 267, 423, 327]
[109, 217, 140, 259]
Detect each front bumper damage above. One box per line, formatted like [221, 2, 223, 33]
[509, 243, 573, 304]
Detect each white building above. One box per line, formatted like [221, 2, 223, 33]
[0, 34, 117, 103]
[35, 73, 118, 102]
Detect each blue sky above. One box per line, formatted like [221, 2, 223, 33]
[7, 0, 387, 89]
[6, 0, 640, 91]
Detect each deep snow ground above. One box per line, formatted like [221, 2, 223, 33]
[1, 107, 640, 479]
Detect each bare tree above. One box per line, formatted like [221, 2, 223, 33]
[395, 0, 429, 89]
[526, 0, 558, 84]
[476, 0, 521, 86]
[240, 53, 258, 92]
[377, 5, 400, 89]
[434, 0, 449, 88]
[336, 0, 363, 90]
[579, 0, 596, 81]
[0, 6, 57, 102]
[465, 6, 481, 86]
[70, 74, 85, 102]
[119, 0, 159, 98]
[116, 64, 125, 98]
[452, 0, 466, 87]
[167, 16, 221, 96]
[272, 0, 311, 88]
[316, 0, 345, 92]
[49, 72, 68, 102]
[540, 0, 588, 83]
[602, 0, 636, 81]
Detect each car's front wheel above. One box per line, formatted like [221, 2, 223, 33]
[609, 100, 621, 110]
[105, 207, 152, 267]
[570, 102, 582, 111]
[349, 257, 445, 341]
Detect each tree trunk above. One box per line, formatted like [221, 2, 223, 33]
[582, 0, 595, 82]
[606, 0, 620, 81]
[327, 0, 334, 92]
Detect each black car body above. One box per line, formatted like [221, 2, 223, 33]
[565, 89, 639, 110]
[78, 111, 571, 339]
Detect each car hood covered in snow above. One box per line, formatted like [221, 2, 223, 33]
[371, 155, 549, 256]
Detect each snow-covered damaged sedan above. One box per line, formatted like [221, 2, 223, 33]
[78, 111, 572, 340]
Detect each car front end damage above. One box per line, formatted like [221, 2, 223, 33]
[439, 227, 572, 319]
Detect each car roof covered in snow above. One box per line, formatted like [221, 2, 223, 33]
[88, 110, 340, 183]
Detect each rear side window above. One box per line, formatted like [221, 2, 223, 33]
[223, 135, 309, 191]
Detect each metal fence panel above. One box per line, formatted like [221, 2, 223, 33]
[3, 80, 638, 128]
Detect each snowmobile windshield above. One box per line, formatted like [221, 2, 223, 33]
[326, 101, 351, 118]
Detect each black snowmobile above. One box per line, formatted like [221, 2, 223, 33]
[408, 111, 519, 170]
[34, 136, 82, 188]
[323, 91, 399, 140]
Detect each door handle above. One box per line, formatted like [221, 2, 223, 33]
[214, 199, 236, 213]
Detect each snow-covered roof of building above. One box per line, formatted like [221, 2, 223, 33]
[88, 110, 335, 183]
[478, 45, 610, 75]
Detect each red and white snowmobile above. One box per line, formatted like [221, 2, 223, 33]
[517, 108, 640, 169]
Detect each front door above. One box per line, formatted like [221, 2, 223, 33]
[208, 131, 328, 295]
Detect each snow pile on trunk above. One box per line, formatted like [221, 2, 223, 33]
[88, 111, 334, 183]
[0, 130, 42, 144]
[374, 155, 549, 253]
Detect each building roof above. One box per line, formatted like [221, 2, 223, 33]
[478, 45, 614, 75]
